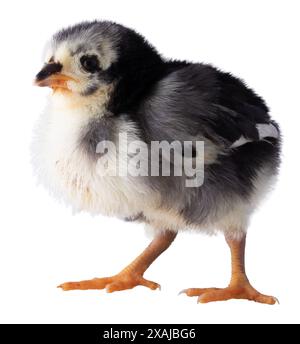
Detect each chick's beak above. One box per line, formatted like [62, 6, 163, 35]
[34, 62, 75, 90]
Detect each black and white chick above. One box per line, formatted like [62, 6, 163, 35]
[33, 21, 281, 304]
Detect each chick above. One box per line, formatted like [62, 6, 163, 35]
[33, 21, 280, 304]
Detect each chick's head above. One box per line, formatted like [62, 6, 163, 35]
[35, 22, 123, 98]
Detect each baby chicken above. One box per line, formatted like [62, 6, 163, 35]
[33, 21, 280, 304]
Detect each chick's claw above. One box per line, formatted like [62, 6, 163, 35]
[58, 273, 160, 293]
[180, 287, 219, 297]
[58, 277, 113, 291]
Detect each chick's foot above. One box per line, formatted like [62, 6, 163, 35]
[181, 284, 278, 305]
[58, 273, 160, 293]
[58, 231, 176, 294]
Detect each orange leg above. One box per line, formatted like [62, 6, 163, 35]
[182, 234, 278, 305]
[58, 230, 177, 293]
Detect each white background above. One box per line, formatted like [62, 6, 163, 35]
[0, 0, 299, 324]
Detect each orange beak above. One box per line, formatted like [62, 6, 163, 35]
[35, 62, 77, 91]
[34, 73, 76, 90]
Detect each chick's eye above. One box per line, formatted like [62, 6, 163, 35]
[80, 55, 100, 73]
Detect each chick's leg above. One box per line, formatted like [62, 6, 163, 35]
[182, 234, 277, 305]
[59, 230, 176, 292]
